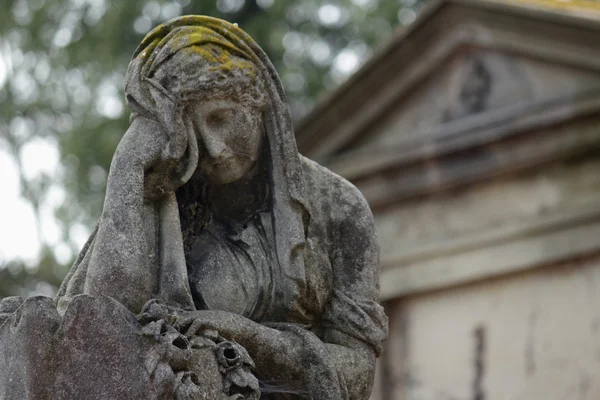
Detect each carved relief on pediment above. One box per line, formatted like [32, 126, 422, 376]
[446, 53, 492, 119]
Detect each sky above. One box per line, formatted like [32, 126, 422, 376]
[0, 144, 41, 266]
[0, 138, 88, 269]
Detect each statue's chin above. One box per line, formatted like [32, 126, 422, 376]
[202, 163, 252, 186]
[205, 173, 241, 185]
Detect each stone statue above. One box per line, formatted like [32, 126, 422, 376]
[0, 16, 387, 400]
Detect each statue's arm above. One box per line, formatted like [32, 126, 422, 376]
[83, 117, 170, 312]
[318, 181, 388, 399]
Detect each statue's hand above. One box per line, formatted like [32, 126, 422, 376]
[139, 309, 252, 343]
[139, 304, 303, 374]
[180, 310, 234, 339]
[115, 117, 170, 170]
[113, 117, 189, 199]
[138, 299, 183, 326]
[177, 310, 306, 387]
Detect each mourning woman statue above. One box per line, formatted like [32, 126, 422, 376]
[56, 16, 387, 400]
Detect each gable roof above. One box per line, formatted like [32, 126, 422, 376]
[295, 0, 600, 164]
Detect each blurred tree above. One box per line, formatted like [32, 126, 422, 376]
[0, 0, 423, 298]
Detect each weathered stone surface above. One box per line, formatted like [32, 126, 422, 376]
[1, 296, 262, 400]
[0, 295, 258, 399]
[2, 15, 386, 400]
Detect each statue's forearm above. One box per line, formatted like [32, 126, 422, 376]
[83, 118, 169, 312]
[324, 342, 375, 400]
[84, 155, 157, 313]
[180, 310, 374, 398]
[236, 321, 374, 399]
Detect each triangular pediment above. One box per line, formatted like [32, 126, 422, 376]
[349, 48, 600, 152]
[296, 0, 600, 164]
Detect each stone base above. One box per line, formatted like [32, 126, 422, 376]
[0, 295, 258, 400]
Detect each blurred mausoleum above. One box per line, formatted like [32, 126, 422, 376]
[296, 0, 600, 398]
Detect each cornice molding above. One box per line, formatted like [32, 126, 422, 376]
[380, 195, 600, 299]
[349, 108, 600, 209]
[330, 91, 600, 181]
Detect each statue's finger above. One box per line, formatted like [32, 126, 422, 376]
[185, 318, 205, 339]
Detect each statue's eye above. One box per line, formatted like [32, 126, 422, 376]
[206, 109, 232, 127]
[206, 113, 223, 126]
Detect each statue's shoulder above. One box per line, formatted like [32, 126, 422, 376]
[299, 155, 374, 224]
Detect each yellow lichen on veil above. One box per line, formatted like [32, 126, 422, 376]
[182, 40, 257, 79]
[134, 17, 258, 80]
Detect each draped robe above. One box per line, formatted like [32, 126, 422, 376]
[56, 16, 388, 399]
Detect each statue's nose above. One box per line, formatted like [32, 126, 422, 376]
[201, 131, 227, 160]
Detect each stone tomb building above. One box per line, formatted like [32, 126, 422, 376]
[296, 0, 600, 398]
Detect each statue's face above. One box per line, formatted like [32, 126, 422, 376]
[188, 98, 264, 185]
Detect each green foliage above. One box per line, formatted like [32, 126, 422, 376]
[0, 0, 423, 298]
